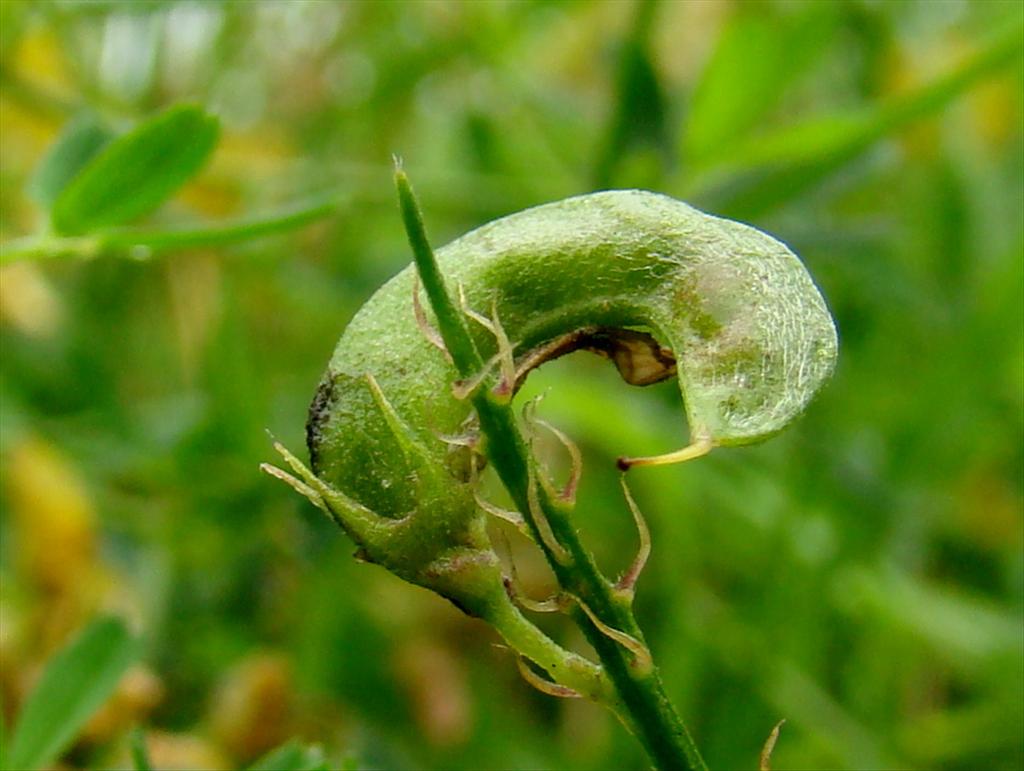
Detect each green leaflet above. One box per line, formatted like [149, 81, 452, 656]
[0, 102, 348, 265]
[51, 104, 219, 235]
[4, 617, 138, 771]
[27, 113, 114, 207]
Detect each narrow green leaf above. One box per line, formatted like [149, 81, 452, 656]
[51, 103, 219, 235]
[249, 740, 328, 771]
[593, 0, 671, 188]
[130, 728, 152, 771]
[0, 695, 8, 771]
[684, 4, 838, 165]
[6, 617, 138, 771]
[27, 113, 114, 207]
[699, 20, 1024, 219]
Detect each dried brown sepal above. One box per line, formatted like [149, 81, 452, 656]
[475, 489, 529, 533]
[759, 719, 785, 771]
[576, 598, 652, 676]
[487, 300, 516, 399]
[260, 462, 325, 512]
[451, 352, 500, 400]
[503, 576, 565, 614]
[511, 326, 677, 394]
[412, 272, 452, 362]
[457, 286, 516, 400]
[521, 398, 584, 505]
[526, 464, 573, 566]
[615, 474, 651, 597]
[435, 430, 479, 449]
[515, 656, 582, 699]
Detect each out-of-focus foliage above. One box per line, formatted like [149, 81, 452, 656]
[0, 1, 1021, 769]
[45, 104, 219, 236]
[1, 101, 341, 264]
[4, 616, 136, 771]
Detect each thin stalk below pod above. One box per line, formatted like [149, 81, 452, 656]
[394, 163, 708, 771]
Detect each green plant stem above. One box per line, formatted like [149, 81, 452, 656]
[477, 403, 706, 771]
[396, 167, 707, 771]
[395, 163, 482, 372]
[485, 592, 620, 707]
[129, 728, 153, 771]
[0, 194, 343, 265]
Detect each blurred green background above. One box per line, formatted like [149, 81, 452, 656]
[1, 1, 1021, 769]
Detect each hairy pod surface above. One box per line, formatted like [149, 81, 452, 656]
[309, 191, 836, 528]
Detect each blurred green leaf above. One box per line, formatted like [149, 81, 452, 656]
[5, 617, 138, 771]
[700, 19, 1024, 218]
[338, 755, 362, 771]
[593, 0, 671, 188]
[835, 566, 1022, 665]
[897, 690, 1024, 767]
[50, 103, 219, 235]
[684, 4, 838, 165]
[249, 740, 329, 771]
[130, 727, 152, 771]
[0, 700, 8, 771]
[27, 113, 113, 207]
[1, 3, 1021, 770]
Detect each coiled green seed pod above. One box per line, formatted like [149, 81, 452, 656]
[265, 187, 836, 713]
[308, 190, 836, 529]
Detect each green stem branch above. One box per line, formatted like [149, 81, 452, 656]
[395, 166, 707, 771]
[0, 194, 343, 265]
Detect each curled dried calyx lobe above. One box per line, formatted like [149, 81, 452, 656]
[309, 190, 837, 522]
